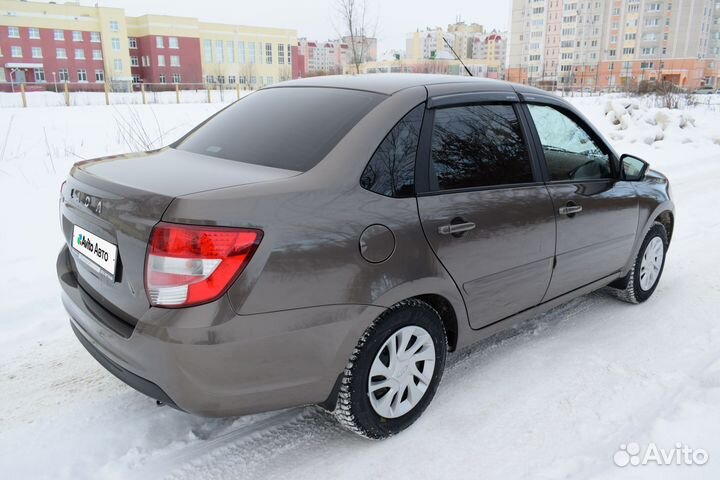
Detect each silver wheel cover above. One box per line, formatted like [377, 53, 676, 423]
[367, 325, 436, 419]
[639, 236, 664, 291]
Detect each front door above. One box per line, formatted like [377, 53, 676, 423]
[417, 102, 556, 329]
[15, 69, 26, 84]
[524, 104, 639, 300]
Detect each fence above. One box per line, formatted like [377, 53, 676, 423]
[0, 82, 255, 108]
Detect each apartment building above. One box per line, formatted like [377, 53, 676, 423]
[509, 0, 720, 90]
[296, 38, 350, 74]
[404, 22, 507, 79]
[295, 36, 376, 76]
[0, 0, 297, 90]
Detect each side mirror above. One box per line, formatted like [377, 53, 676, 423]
[620, 154, 649, 181]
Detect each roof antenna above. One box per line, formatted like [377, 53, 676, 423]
[442, 37, 473, 77]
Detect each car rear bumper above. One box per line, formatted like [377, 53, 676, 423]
[57, 245, 383, 416]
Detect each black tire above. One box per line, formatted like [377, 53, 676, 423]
[610, 222, 668, 304]
[334, 299, 447, 439]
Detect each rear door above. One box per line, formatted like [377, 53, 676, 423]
[521, 101, 639, 300]
[416, 95, 556, 330]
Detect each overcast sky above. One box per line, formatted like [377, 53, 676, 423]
[65, 0, 511, 53]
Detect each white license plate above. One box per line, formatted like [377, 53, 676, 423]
[72, 225, 118, 276]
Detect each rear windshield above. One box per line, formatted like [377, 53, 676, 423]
[175, 87, 384, 172]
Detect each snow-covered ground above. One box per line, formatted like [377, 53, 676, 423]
[1, 94, 719, 480]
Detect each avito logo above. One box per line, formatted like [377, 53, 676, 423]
[77, 233, 110, 263]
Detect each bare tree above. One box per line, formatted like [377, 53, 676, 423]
[335, 0, 376, 74]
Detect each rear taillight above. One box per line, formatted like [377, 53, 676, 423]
[145, 222, 262, 308]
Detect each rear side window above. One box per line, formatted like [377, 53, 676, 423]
[176, 87, 383, 172]
[430, 104, 533, 191]
[360, 104, 424, 197]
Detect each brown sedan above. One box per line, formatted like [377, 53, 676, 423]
[57, 74, 674, 439]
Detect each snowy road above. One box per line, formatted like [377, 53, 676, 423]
[1, 96, 719, 479]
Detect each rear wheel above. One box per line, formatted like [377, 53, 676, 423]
[334, 299, 447, 439]
[611, 222, 668, 303]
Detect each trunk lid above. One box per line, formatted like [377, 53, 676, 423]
[60, 148, 298, 323]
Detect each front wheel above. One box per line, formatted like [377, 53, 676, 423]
[611, 222, 668, 303]
[334, 299, 447, 439]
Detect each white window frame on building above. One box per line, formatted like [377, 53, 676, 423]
[34, 68, 45, 82]
[93, 49, 102, 60]
[95, 69, 104, 82]
[131, 56, 139, 67]
[157, 55, 166, 67]
[72, 31, 83, 42]
[249, 42, 256, 64]
[77, 69, 88, 82]
[129, 37, 137, 49]
[75, 48, 85, 60]
[110, 20, 119, 32]
[238, 41, 246, 64]
[278, 44, 285, 65]
[156, 36, 164, 48]
[58, 68, 69, 81]
[11, 46, 22, 58]
[172, 73, 181, 83]
[264, 43, 272, 64]
[217, 75, 225, 84]
[141, 55, 150, 67]
[132, 74, 141, 83]
[215, 40, 224, 63]
[54, 29, 64, 41]
[203, 40, 212, 63]
[113, 59, 123, 72]
[206, 75, 215, 84]
[91, 32, 101, 43]
[170, 55, 180, 67]
[112, 38, 121, 51]
[226, 40, 234, 63]
[32, 47, 43, 58]
[29, 27, 40, 39]
[159, 73, 167, 84]
[169, 37, 179, 49]
[228, 75, 236, 84]
[8, 26, 20, 38]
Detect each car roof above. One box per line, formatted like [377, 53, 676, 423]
[268, 73, 530, 96]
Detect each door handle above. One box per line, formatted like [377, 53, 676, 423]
[438, 221, 476, 236]
[558, 203, 583, 216]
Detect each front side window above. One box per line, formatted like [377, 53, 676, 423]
[109, 20, 119, 32]
[177, 88, 383, 172]
[361, 104, 424, 197]
[29, 28, 40, 39]
[169, 37, 179, 49]
[430, 104, 533, 191]
[95, 69, 104, 82]
[8, 26, 20, 38]
[54, 29, 64, 41]
[128, 37, 137, 49]
[77, 69, 87, 82]
[91, 32, 101, 43]
[156, 36, 164, 48]
[111, 37, 120, 51]
[72, 31, 82, 42]
[527, 104, 611, 181]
